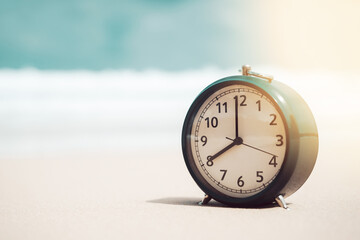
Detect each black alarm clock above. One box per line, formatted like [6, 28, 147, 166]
[182, 65, 318, 208]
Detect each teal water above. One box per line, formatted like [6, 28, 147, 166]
[0, 0, 254, 70]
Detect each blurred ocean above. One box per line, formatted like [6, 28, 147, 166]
[0, 68, 226, 157]
[1, 68, 359, 159]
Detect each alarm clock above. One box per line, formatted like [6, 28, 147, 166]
[181, 65, 318, 208]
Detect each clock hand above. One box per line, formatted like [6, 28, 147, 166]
[208, 142, 236, 161]
[225, 137, 277, 157]
[242, 143, 278, 157]
[234, 95, 239, 138]
[208, 137, 243, 161]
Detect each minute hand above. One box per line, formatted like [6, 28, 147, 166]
[234, 95, 239, 138]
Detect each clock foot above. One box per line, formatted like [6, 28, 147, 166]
[198, 194, 212, 205]
[275, 195, 289, 210]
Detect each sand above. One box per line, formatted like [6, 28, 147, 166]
[0, 68, 359, 239]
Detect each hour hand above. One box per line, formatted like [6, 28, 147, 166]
[208, 141, 237, 162]
[208, 136, 244, 162]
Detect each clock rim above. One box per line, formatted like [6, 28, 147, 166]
[182, 77, 298, 207]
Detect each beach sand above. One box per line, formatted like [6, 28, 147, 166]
[0, 68, 359, 239]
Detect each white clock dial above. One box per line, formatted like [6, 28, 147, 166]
[190, 84, 287, 198]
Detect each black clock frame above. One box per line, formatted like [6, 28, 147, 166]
[182, 76, 318, 207]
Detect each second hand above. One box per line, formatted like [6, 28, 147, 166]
[225, 137, 278, 157]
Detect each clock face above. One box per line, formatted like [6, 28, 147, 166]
[189, 83, 287, 198]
